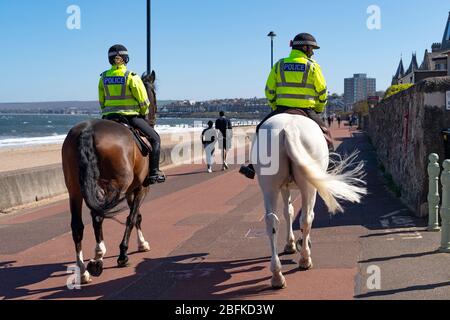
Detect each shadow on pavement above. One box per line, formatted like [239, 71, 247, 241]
[354, 281, 450, 299]
[0, 252, 280, 300]
[358, 250, 440, 264]
[292, 131, 427, 232]
[359, 229, 428, 238]
[167, 171, 209, 177]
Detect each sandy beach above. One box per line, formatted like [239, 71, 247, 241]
[0, 126, 255, 173]
[0, 132, 188, 173]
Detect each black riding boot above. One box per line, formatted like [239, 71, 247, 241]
[144, 143, 166, 186]
[239, 163, 255, 179]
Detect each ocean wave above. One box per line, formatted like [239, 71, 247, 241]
[0, 135, 67, 149]
[0, 127, 203, 149]
[0, 119, 257, 149]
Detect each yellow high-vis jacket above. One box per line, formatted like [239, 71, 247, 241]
[98, 64, 150, 117]
[265, 49, 328, 113]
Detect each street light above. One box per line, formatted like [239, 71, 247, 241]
[147, 0, 151, 75]
[267, 31, 276, 69]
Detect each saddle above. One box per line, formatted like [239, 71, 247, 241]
[277, 107, 334, 148]
[104, 115, 152, 156]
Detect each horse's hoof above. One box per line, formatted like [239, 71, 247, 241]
[299, 258, 313, 271]
[80, 271, 92, 284]
[94, 248, 106, 260]
[138, 241, 150, 252]
[87, 259, 104, 277]
[117, 257, 129, 268]
[283, 243, 297, 254]
[296, 239, 312, 252]
[271, 273, 287, 290]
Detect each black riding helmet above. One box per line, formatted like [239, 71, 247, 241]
[290, 33, 320, 50]
[108, 44, 130, 65]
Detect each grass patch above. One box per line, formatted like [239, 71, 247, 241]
[383, 172, 402, 198]
[377, 160, 401, 198]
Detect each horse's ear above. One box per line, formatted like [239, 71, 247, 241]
[150, 70, 156, 84]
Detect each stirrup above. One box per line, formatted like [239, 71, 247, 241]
[144, 171, 166, 186]
[239, 165, 255, 180]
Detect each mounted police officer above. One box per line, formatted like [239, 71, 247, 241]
[240, 33, 332, 179]
[99, 44, 166, 185]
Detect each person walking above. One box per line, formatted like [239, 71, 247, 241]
[215, 111, 232, 171]
[201, 120, 218, 173]
[337, 115, 342, 128]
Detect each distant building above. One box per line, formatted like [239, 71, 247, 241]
[326, 94, 345, 114]
[159, 97, 270, 115]
[392, 11, 450, 85]
[344, 74, 376, 111]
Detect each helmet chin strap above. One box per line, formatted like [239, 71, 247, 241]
[114, 56, 125, 65]
[303, 46, 314, 58]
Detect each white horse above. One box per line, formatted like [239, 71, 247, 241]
[253, 113, 367, 289]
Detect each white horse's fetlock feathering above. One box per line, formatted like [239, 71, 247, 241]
[284, 124, 367, 214]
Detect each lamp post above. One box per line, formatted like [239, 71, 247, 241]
[267, 31, 276, 69]
[147, 0, 151, 75]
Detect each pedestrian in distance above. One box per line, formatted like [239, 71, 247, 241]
[337, 115, 341, 128]
[201, 120, 218, 173]
[215, 111, 232, 171]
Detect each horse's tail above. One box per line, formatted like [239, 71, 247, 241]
[284, 124, 367, 214]
[77, 123, 124, 214]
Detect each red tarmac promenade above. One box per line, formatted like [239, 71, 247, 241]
[1, 121, 449, 300]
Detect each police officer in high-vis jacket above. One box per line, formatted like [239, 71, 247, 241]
[99, 44, 166, 185]
[240, 33, 332, 180]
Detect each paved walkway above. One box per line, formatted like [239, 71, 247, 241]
[0, 122, 449, 300]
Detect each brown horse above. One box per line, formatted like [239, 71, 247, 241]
[62, 71, 158, 284]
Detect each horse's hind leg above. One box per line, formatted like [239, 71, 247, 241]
[86, 212, 106, 277]
[295, 180, 316, 271]
[281, 189, 296, 254]
[92, 213, 106, 260]
[69, 194, 91, 284]
[117, 188, 146, 267]
[262, 189, 285, 289]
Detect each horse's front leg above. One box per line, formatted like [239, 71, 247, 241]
[281, 189, 296, 254]
[135, 186, 150, 251]
[118, 188, 146, 267]
[136, 212, 150, 252]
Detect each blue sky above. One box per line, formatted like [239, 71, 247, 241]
[0, 0, 448, 103]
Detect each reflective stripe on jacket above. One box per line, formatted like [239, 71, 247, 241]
[265, 49, 328, 113]
[98, 64, 150, 116]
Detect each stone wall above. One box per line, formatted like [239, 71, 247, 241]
[367, 77, 450, 216]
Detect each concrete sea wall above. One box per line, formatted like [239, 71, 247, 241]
[0, 126, 255, 212]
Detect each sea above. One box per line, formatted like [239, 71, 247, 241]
[0, 114, 258, 149]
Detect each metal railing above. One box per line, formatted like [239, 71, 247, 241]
[427, 153, 450, 252]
